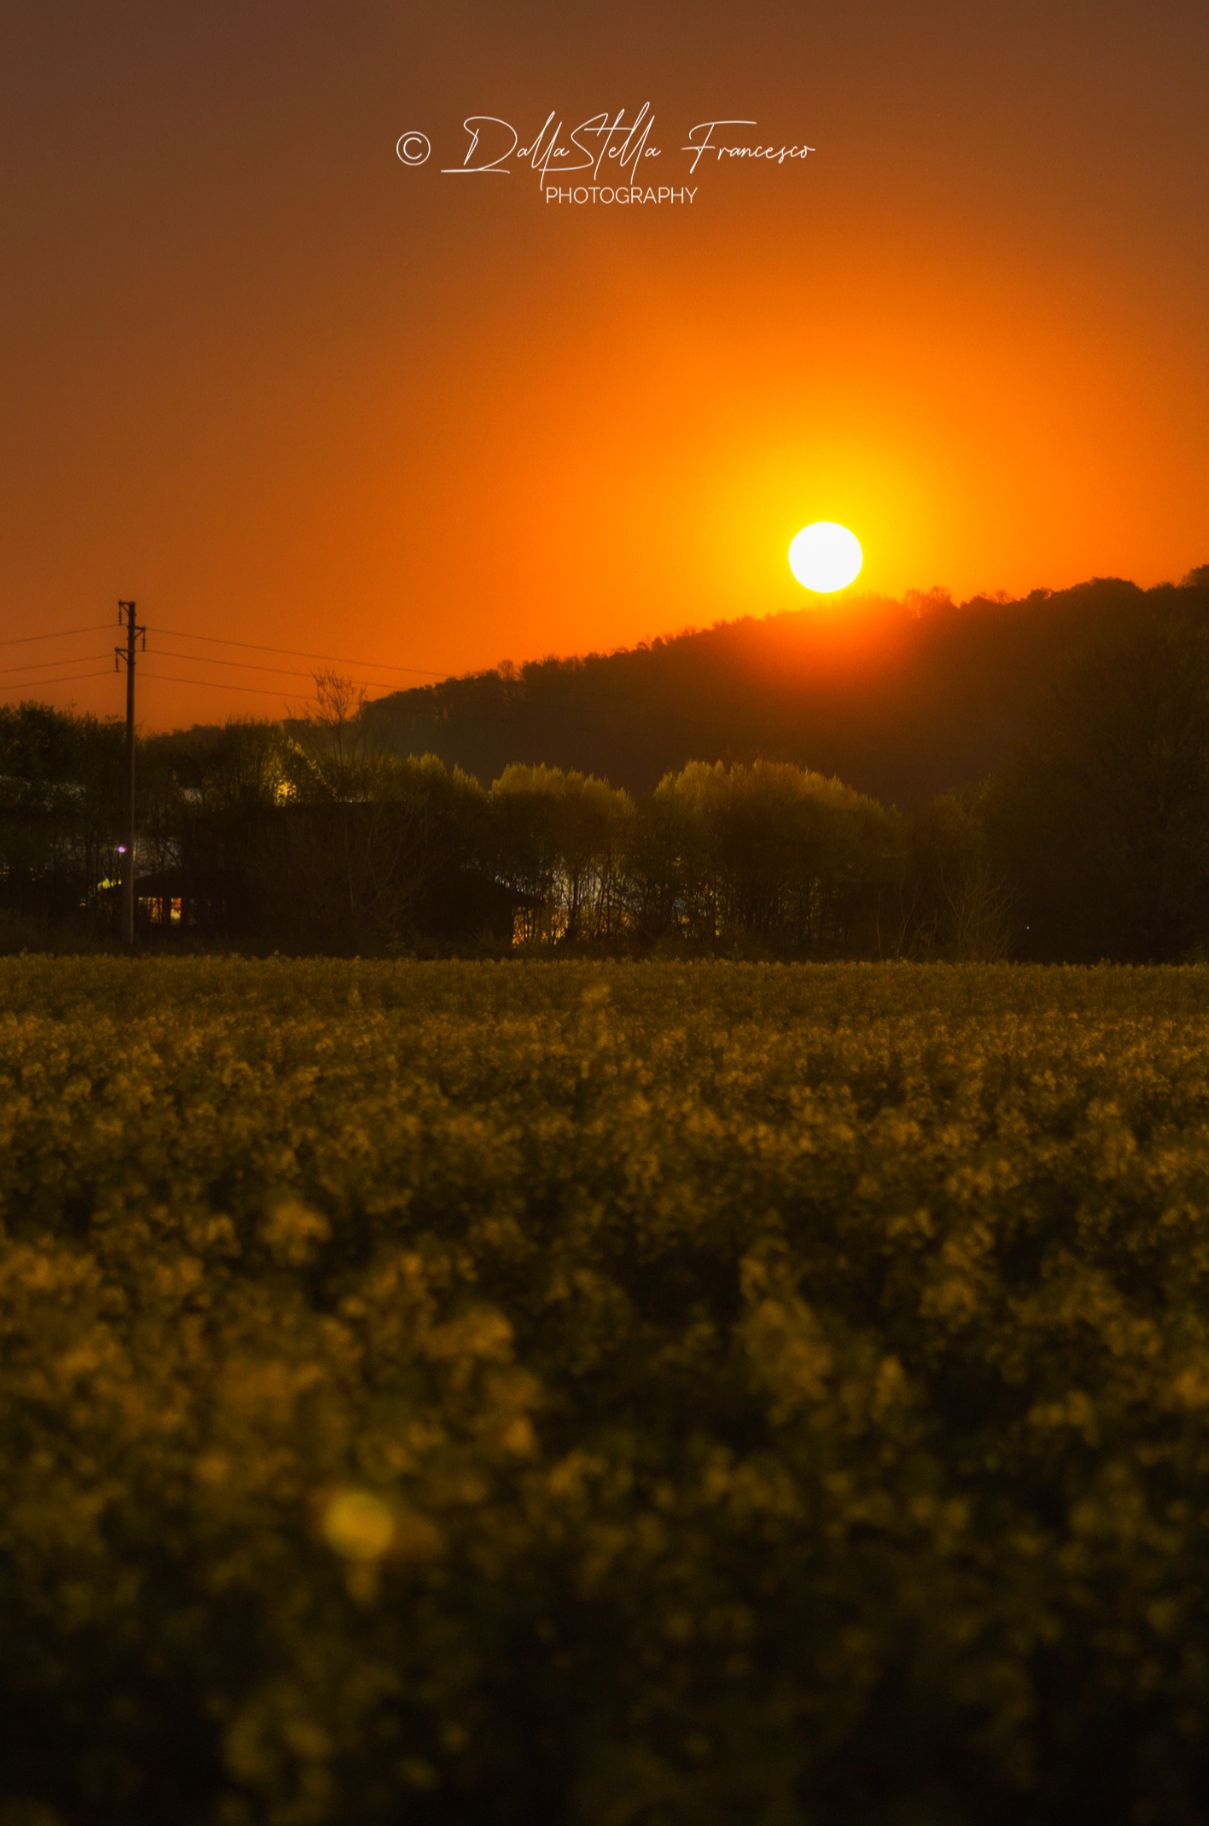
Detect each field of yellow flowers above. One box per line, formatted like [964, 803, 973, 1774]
[5, 957, 1209, 1825]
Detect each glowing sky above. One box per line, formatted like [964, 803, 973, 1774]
[4, 0, 1207, 726]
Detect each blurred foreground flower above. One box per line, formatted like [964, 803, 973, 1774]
[320, 1490, 394, 1561]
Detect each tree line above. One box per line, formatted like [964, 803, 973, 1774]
[4, 591, 1209, 962]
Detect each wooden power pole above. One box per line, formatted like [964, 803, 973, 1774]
[116, 600, 145, 949]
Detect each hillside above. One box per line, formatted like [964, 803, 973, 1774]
[363, 575, 1209, 808]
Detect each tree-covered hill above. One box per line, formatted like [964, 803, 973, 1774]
[363, 574, 1209, 809]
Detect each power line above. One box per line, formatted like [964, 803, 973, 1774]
[0, 644, 620, 730]
[0, 654, 627, 755]
[153, 646, 410, 687]
[144, 626, 449, 678]
[151, 652, 638, 734]
[0, 662, 395, 703]
[0, 653, 110, 676]
[140, 668, 624, 749]
[140, 670, 401, 700]
[0, 669, 114, 691]
[1, 621, 623, 741]
[0, 623, 114, 648]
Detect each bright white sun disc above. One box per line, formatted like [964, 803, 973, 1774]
[788, 522, 863, 592]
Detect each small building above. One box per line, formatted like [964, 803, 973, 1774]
[133, 867, 189, 926]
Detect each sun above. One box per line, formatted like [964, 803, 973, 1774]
[788, 522, 863, 592]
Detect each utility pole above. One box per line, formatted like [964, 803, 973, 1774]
[115, 600, 145, 949]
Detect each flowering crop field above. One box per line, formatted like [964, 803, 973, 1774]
[5, 958, 1209, 1826]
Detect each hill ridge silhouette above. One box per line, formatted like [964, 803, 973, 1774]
[358, 574, 1204, 809]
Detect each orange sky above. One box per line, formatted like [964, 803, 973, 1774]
[3, 0, 1207, 728]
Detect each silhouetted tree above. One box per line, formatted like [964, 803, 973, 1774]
[907, 783, 1012, 960]
[993, 612, 1209, 960]
[631, 760, 905, 956]
[0, 703, 123, 944]
[490, 764, 633, 944]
